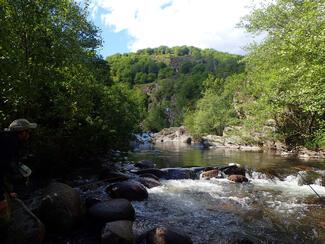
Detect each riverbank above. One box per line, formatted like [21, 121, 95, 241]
[146, 126, 325, 160]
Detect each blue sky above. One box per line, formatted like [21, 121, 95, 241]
[89, 0, 264, 58]
[92, 7, 130, 57]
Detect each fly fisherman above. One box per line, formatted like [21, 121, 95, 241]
[0, 119, 36, 232]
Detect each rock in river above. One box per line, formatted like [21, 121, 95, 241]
[38, 182, 82, 234]
[136, 226, 193, 244]
[228, 175, 249, 183]
[138, 177, 161, 188]
[88, 199, 135, 224]
[200, 169, 219, 180]
[102, 220, 134, 244]
[106, 181, 148, 201]
[220, 165, 246, 176]
[135, 160, 156, 169]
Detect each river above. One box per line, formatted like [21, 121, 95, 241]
[130, 142, 325, 243]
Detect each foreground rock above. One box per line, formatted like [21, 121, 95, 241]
[106, 181, 148, 201]
[228, 175, 249, 183]
[88, 199, 135, 224]
[137, 226, 193, 244]
[4, 198, 45, 244]
[38, 182, 82, 234]
[102, 220, 134, 244]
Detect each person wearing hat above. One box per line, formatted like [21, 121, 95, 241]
[0, 119, 37, 230]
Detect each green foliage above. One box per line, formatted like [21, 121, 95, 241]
[241, 0, 325, 148]
[0, 0, 144, 171]
[185, 74, 243, 137]
[107, 46, 244, 130]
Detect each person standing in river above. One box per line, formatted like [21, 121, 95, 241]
[0, 119, 37, 231]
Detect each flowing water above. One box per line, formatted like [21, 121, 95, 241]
[130, 143, 325, 243]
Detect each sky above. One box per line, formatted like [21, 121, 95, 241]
[88, 0, 264, 58]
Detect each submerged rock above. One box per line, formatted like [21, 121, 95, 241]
[38, 182, 82, 234]
[4, 198, 45, 244]
[137, 226, 192, 244]
[106, 181, 148, 201]
[88, 199, 135, 224]
[297, 171, 324, 186]
[304, 196, 325, 205]
[135, 160, 156, 169]
[101, 220, 134, 244]
[228, 175, 249, 183]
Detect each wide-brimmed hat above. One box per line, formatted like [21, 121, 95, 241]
[8, 118, 37, 132]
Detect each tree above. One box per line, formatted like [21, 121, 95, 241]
[241, 0, 325, 148]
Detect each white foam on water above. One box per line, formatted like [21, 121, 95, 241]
[250, 175, 325, 197]
[149, 179, 223, 194]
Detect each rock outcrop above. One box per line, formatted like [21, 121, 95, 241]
[153, 126, 192, 144]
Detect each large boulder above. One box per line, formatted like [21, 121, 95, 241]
[4, 198, 45, 244]
[200, 169, 219, 180]
[88, 199, 135, 224]
[106, 181, 148, 201]
[220, 165, 246, 176]
[138, 177, 161, 189]
[101, 220, 134, 244]
[38, 182, 82, 234]
[153, 126, 192, 144]
[228, 175, 249, 183]
[137, 226, 192, 244]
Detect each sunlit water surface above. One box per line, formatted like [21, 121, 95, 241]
[130, 143, 325, 243]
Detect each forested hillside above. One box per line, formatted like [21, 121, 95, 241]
[107, 46, 244, 131]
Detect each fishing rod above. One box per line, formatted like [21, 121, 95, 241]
[297, 171, 321, 198]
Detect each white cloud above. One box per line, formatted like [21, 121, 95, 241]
[91, 0, 264, 54]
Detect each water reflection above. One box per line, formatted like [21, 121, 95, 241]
[131, 142, 325, 170]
